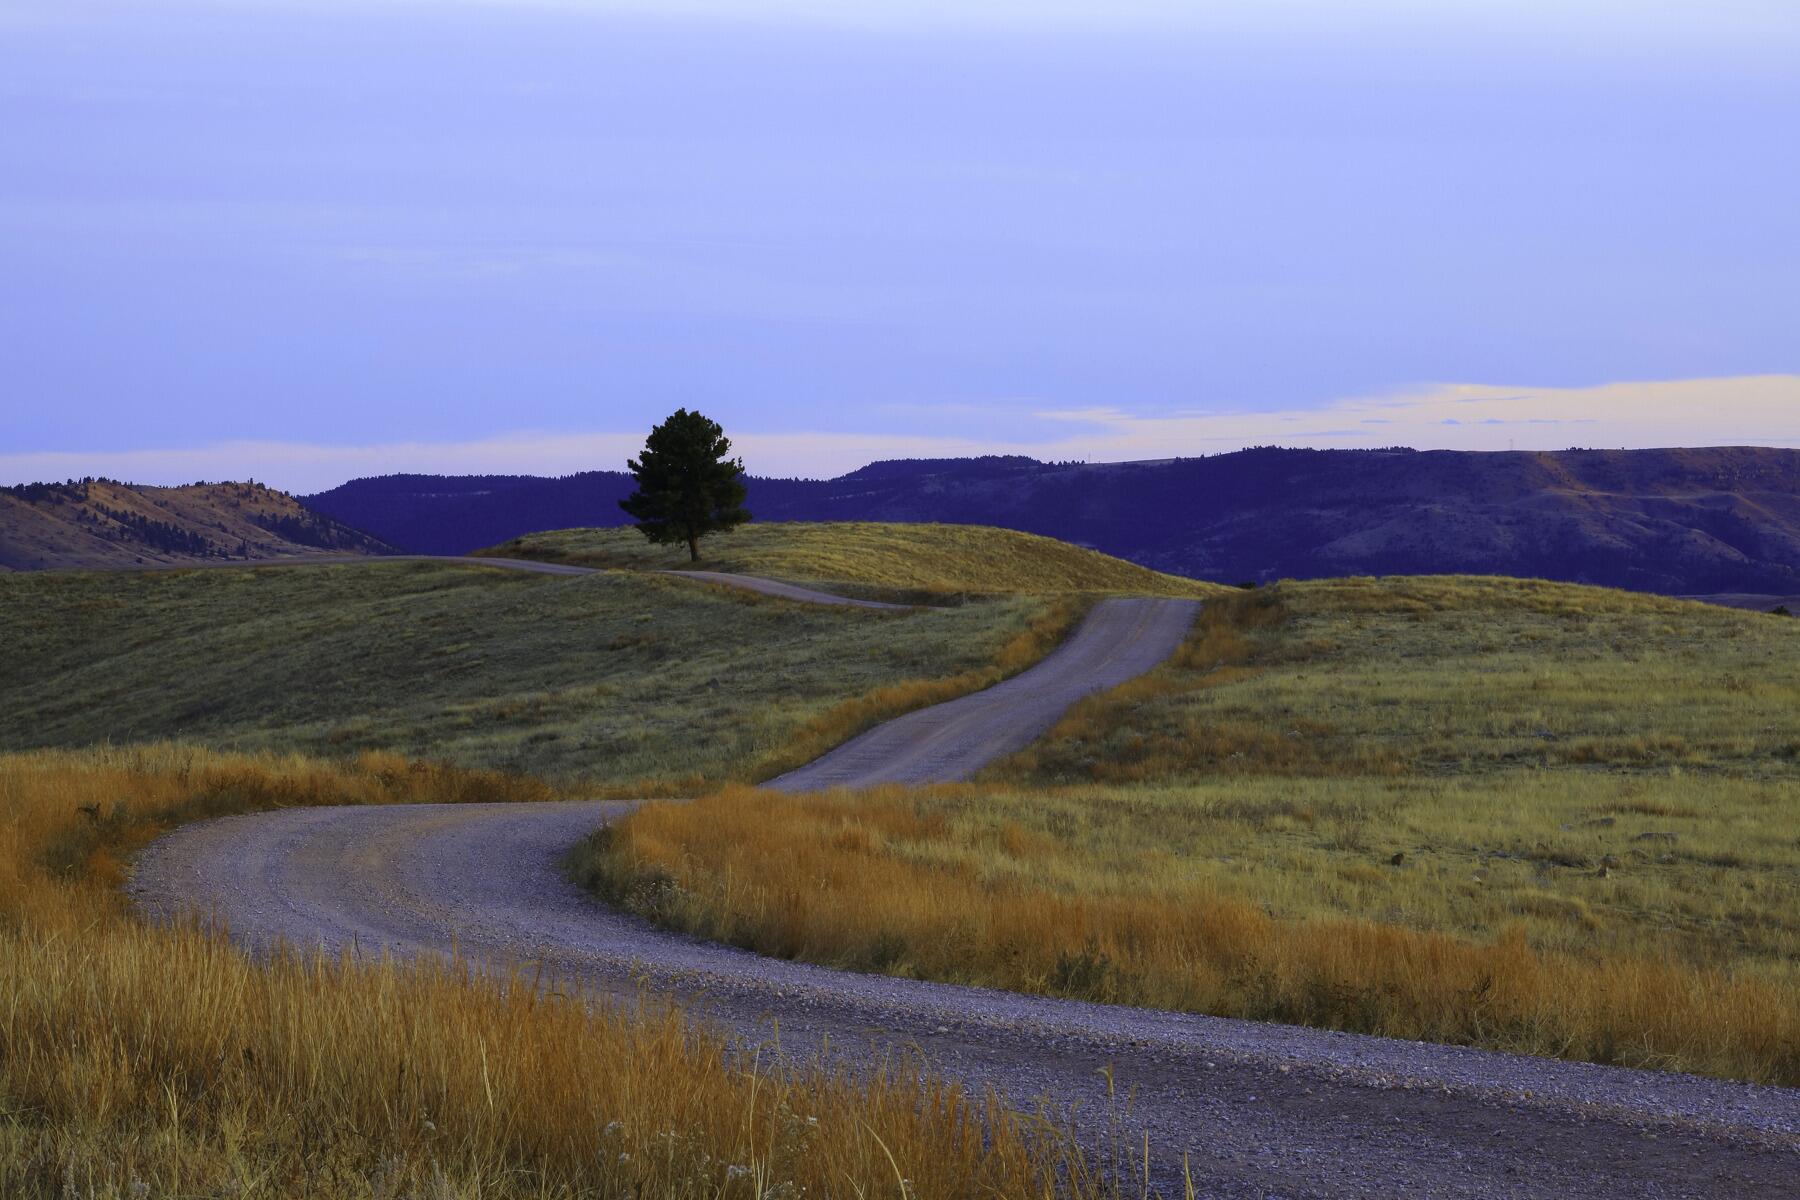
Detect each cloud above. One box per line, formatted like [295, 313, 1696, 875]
[159, 0, 1800, 45]
[4, 376, 1796, 494]
[1020, 375, 1800, 459]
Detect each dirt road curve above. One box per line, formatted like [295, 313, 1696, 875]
[666, 568, 910, 609]
[132, 802, 1800, 1199]
[770, 598, 1198, 789]
[439, 557, 908, 609]
[97, 553, 903, 607]
[130, 578, 1799, 1198]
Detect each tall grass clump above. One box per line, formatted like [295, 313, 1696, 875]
[0, 746, 1098, 1199]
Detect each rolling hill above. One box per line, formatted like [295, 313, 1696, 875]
[0, 547, 1054, 784]
[304, 446, 1800, 596]
[1, 479, 392, 570]
[481, 522, 1221, 598]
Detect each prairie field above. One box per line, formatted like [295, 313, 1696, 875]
[0, 745, 1096, 1199]
[0, 558, 1063, 787]
[482, 521, 1221, 600]
[0, 534, 1140, 1196]
[1002, 576, 1800, 785]
[8, 532, 1797, 1200]
[583, 578, 1800, 1084]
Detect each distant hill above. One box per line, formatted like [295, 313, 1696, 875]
[302, 447, 1800, 595]
[1, 479, 393, 570]
[299, 457, 1071, 557]
[302, 472, 644, 558]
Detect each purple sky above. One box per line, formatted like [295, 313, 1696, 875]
[3, 1, 1797, 489]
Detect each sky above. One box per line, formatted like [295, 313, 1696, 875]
[2, 0, 1797, 490]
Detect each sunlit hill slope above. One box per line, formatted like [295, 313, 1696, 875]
[0, 479, 391, 571]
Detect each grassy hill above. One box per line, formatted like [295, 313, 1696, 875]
[0, 479, 391, 570]
[481, 521, 1223, 599]
[0, 533, 1104, 1197]
[0, 559, 1058, 786]
[583, 576, 1800, 1084]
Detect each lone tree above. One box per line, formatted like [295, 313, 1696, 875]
[619, 408, 751, 562]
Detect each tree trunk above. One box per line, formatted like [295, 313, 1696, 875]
[688, 534, 699, 562]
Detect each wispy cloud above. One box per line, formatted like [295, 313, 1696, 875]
[4, 376, 1795, 494]
[1021, 376, 1800, 458]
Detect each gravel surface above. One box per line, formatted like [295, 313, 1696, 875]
[128, 572, 1800, 1197]
[77, 553, 895, 606]
[132, 801, 1800, 1199]
[663, 568, 912, 609]
[770, 597, 1199, 790]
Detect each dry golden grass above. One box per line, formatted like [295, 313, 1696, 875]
[581, 577, 1800, 1085]
[0, 746, 1104, 1199]
[581, 782, 1800, 1086]
[482, 521, 1221, 600]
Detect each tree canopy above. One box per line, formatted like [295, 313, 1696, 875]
[618, 409, 751, 562]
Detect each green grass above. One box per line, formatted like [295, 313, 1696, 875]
[582, 576, 1800, 1083]
[983, 577, 1800, 976]
[482, 521, 1221, 599]
[14, 532, 1798, 1084]
[999, 576, 1800, 783]
[0, 560, 1050, 786]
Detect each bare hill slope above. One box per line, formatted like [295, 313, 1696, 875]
[0, 480, 391, 570]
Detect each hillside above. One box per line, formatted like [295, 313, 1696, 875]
[0, 559, 1048, 784]
[303, 447, 1800, 596]
[1, 479, 391, 570]
[587, 575, 1800, 1083]
[304, 471, 638, 559]
[482, 522, 1221, 598]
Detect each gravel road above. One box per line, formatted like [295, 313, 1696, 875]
[445, 557, 910, 609]
[424, 557, 912, 607]
[132, 802, 1800, 1199]
[129, 573, 1799, 1198]
[770, 597, 1199, 790]
[83, 553, 900, 608]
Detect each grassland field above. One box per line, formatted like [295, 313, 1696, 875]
[0, 556, 1067, 788]
[5, 523, 1799, 1194]
[0, 745, 1102, 1199]
[0, 525, 1159, 1197]
[582, 575, 1800, 1084]
[482, 521, 1221, 602]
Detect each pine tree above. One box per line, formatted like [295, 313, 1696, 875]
[618, 409, 751, 563]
